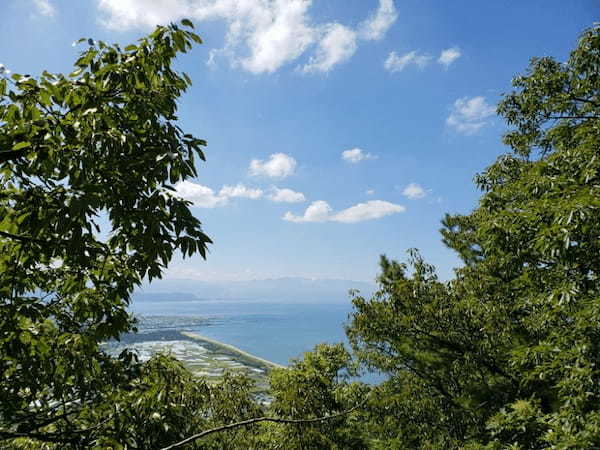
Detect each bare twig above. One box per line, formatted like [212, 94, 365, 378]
[159, 401, 366, 450]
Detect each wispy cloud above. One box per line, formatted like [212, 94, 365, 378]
[301, 24, 357, 74]
[438, 47, 461, 68]
[219, 184, 263, 200]
[268, 187, 306, 203]
[358, 0, 398, 41]
[284, 199, 405, 223]
[384, 50, 431, 73]
[33, 0, 56, 17]
[402, 182, 427, 199]
[341, 148, 377, 163]
[446, 96, 495, 135]
[249, 153, 297, 179]
[96, 0, 397, 75]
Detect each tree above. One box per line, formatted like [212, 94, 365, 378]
[347, 24, 600, 448]
[266, 343, 367, 450]
[0, 21, 213, 447]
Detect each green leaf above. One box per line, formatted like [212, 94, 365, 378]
[181, 18, 194, 28]
[12, 142, 31, 150]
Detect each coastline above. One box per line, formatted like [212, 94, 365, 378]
[181, 331, 285, 370]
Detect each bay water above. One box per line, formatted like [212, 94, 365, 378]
[130, 298, 356, 367]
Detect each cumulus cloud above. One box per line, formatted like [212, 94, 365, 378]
[358, 0, 398, 41]
[97, 0, 315, 73]
[249, 153, 297, 178]
[284, 200, 332, 223]
[96, 0, 397, 74]
[284, 199, 404, 223]
[402, 182, 427, 199]
[341, 147, 377, 163]
[219, 184, 263, 199]
[301, 24, 357, 73]
[175, 181, 262, 207]
[438, 47, 461, 68]
[446, 96, 495, 135]
[175, 180, 226, 208]
[33, 0, 56, 16]
[268, 187, 306, 203]
[384, 50, 431, 73]
[238, 0, 317, 74]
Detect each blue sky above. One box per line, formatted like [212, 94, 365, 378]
[2, 0, 596, 282]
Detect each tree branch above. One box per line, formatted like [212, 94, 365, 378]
[571, 97, 600, 108]
[548, 115, 600, 120]
[0, 416, 111, 445]
[0, 430, 78, 445]
[0, 230, 108, 255]
[0, 230, 48, 245]
[411, 326, 518, 384]
[0, 149, 28, 163]
[159, 401, 366, 450]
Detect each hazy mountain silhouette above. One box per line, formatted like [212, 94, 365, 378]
[135, 277, 375, 303]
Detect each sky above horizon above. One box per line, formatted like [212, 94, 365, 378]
[1, 0, 596, 282]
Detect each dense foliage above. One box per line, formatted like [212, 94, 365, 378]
[0, 22, 216, 448]
[348, 23, 600, 448]
[1, 18, 598, 450]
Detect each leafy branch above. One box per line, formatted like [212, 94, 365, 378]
[160, 400, 367, 450]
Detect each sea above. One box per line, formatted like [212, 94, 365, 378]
[129, 298, 356, 367]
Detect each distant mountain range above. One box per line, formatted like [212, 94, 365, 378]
[134, 277, 376, 303]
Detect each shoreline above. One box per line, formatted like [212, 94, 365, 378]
[180, 331, 285, 370]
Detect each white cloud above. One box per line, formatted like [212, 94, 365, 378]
[219, 184, 263, 199]
[284, 200, 332, 223]
[446, 96, 495, 135]
[301, 23, 357, 73]
[438, 47, 461, 68]
[175, 180, 226, 208]
[358, 0, 398, 41]
[402, 182, 426, 199]
[384, 50, 431, 73]
[33, 0, 56, 16]
[341, 148, 377, 163]
[238, 0, 317, 74]
[334, 200, 405, 223]
[97, 0, 315, 74]
[175, 181, 262, 207]
[366, 189, 375, 195]
[284, 199, 404, 223]
[96, 0, 397, 75]
[268, 187, 306, 203]
[249, 153, 297, 179]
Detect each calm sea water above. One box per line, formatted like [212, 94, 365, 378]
[129, 299, 355, 366]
